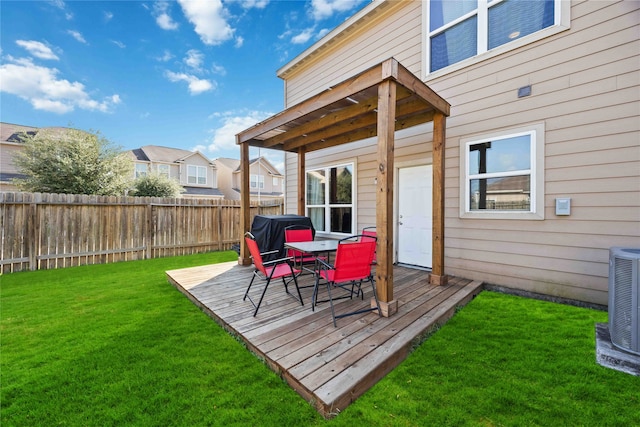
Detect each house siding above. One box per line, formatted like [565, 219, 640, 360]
[283, 0, 640, 305]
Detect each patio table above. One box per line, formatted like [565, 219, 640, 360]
[284, 240, 339, 276]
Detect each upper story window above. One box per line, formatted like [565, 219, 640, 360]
[427, 0, 564, 74]
[460, 123, 545, 220]
[187, 165, 206, 185]
[306, 162, 354, 235]
[135, 163, 148, 178]
[157, 164, 170, 179]
[251, 174, 264, 189]
[272, 177, 279, 187]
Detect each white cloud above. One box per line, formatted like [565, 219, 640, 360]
[205, 111, 272, 152]
[291, 28, 314, 44]
[184, 49, 204, 71]
[177, 0, 234, 46]
[111, 40, 126, 49]
[310, 0, 360, 21]
[104, 11, 113, 21]
[16, 40, 59, 60]
[0, 57, 121, 114]
[316, 28, 331, 39]
[157, 50, 173, 62]
[67, 30, 87, 44]
[164, 71, 214, 95]
[235, 36, 244, 48]
[239, 0, 269, 9]
[50, 0, 73, 20]
[211, 63, 226, 76]
[154, 1, 179, 30]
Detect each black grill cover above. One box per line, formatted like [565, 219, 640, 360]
[250, 214, 314, 260]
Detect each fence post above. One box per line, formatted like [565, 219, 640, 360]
[145, 200, 153, 259]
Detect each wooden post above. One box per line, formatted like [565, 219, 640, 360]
[374, 79, 397, 316]
[430, 112, 448, 285]
[297, 147, 306, 216]
[28, 200, 38, 271]
[239, 141, 252, 265]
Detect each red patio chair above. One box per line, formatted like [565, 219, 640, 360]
[243, 232, 303, 317]
[361, 226, 377, 265]
[312, 235, 381, 327]
[284, 225, 325, 277]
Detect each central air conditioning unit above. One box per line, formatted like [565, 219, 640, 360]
[609, 247, 640, 356]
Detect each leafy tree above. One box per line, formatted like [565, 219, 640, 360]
[131, 172, 184, 198]
[13, 127, 133, 196]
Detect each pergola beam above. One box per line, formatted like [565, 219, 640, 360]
[236, 57, 451, 317]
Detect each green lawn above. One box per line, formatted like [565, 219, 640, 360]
[1, 252, 638, 426]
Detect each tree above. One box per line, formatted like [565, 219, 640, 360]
[12, 127, 133, 196]
[131, 172, 184, 198]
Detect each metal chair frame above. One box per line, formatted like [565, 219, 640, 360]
[243, 232, 303, 317]
[312, 235, 382, 327]
[284, 225, 325, 280]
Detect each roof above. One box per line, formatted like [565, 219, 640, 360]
[216, 157, 283, 176]
[1, 122, 38, 142]
[237, 58, 450, 153]
[0, 122, 75, 143]
[131, 145, 214, 165]
[231, 188, 283, 197]
[215, 157, 240, 170]
[182, 186, 224, 197]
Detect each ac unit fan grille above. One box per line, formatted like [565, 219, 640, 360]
[612, 257, 633, 348]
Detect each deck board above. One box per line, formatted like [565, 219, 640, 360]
[166, 261, 483, 418]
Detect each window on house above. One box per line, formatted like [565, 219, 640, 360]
[187, 165, 206, 185]
[461, 123, 544, 219]
[135, 163, 148, 178]
[250, 174, 265, 189]
[306, 163, 354, 234]
[157, 164, 170, 178]
[273, 177, 278, 187]
[427, 0, 559, 73]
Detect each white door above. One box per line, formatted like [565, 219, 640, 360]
[397, 165, 432, 268]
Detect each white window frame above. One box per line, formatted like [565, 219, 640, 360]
[272, 176, 279, 187]
[250, 174, 264, 189]
[135, 163, 148, 178]
[306, 161, 356, 236]
[423, 0, 570, 79]
[187, 165, 207, 185]
[459, 123, 545, 220]
[157, 164, 170, 178]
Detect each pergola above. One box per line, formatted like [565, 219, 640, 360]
[236, 58, 450, 316]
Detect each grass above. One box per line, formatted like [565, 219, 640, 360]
[2, 252, 638, 426]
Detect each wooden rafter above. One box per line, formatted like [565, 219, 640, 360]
[237, 57, 451, 310]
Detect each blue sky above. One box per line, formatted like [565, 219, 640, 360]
[0, 0, 369, 171]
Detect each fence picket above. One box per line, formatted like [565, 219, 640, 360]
[0, 192, 283, 273]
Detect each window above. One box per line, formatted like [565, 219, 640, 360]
[157, 164, 170, 178]
[306, 163, 354, 234]
[460, 123, 544, 219]
[427, 0, 563, 74]
[187, 165, 206, 185]
[272, 177, 279, 187]
[135, 163, 148, 178]
[250, 174, 264, 189]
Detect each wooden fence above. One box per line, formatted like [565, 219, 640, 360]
[0, 192, 283, 273]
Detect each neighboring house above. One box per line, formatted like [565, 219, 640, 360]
[0, 122, 77, 192]
[214, 157, 284, 203]
[0, 122, 36, 191]
[245, 0, 638, 307]
[129, 145, 223, 199]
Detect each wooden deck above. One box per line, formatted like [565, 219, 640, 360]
[166, 262, 483, 418]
